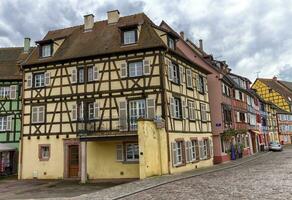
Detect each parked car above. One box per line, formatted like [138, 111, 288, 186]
[269, 142, 283, 152]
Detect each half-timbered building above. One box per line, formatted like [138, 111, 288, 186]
[19, 11, 213, 181]
[0, 40, 31, 175]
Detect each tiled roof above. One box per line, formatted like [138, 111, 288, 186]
[24, 13, 167, 66]
[0, 47, 24, 80]
[258, 78, 292, 104]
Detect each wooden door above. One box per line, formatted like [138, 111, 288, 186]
[68, 145, 79, 178]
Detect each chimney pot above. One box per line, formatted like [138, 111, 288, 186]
[180, 31, 185, 40]
[107, 10, 120, 24]
[24, 38, 30, 53]
[199, 39, 203, 50]
[273, 76, 277, 81]
[84, 14, 94, 31]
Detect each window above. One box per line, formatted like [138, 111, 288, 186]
[34, 73, 45, 88]
[123, 29, 137, 45]
[190, 140, 197, 161]
[199, 139, 208, 160]
[186, 69, 193, 88]
[200, 103, 207, 122]
[0, 87, 10, 98]
[197, 75, 205, 93]
[223, 106, 232, 124]
[188, 100, 196, 120]
[168, 36, 175, 49]
[168, 62, 180, 84]
[235, 90, 244, 101]
[41, 44, 52, 57]
[172, 140, 183, 166]
[87, 66, 93, 82]
[39, 145, 50, 161]
[78, 68, 84, 83]
[129, 99, 146, 130]
[126, 143, 139, 161]
[171, 97, 182, 119]
[0, 116, 7, 131]
[32, 106, 45, 123]
[222, 83, 230, 97]
[129, 61, 143, 77]
[88, 102, 95, 120]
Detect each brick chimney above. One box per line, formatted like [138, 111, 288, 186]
[24, 38, 30, 53]
[180, 31, 185, 40]
[107, 10, 120, 24]
[199, 39, 203, 51]
[273, 76, 278, 81]
[84, 14, 94, 31]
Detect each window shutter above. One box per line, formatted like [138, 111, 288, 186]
[71, 68, 77, 83]
[185, 141, 190, 163]
[245, 113, 248, 123]
[6, 116, 12, 131]
[45, 72, 51, 86]
[119, 101, 128, 131]
[71, 104, 77, 121]
[209, 139, 213, 158]
[196, 74, 200, 90]
[235, 90, 239, 100]
[94, 102, 100, 119]
[121, 63, 127, 78]
[168, 62, 173, 81]
[9, 85, 17, 99]
[171, 142, 177, 166]
[147, 98, 155, 119]
[182, 100, 187, 119]
[143, 60, 151, 75]
[170, 97, 175, 117]
[204, 78, 208, 93]
[236, 112, 240, 122]
[27, 73, 32, 88]
[186, 69, 192, 88]
[93, 65, 100, 81]
[116, 144, 124, 161]
[179, 66, 184, 84]
[207, 139, 211, 159]
[80, 102, 84, 120]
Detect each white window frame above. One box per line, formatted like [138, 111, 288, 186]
[125, 143, 139, 161]
[200, 103, 207, 122]
[32, 106, 45, 124]
[174, 97, 181, 119]
[34, 73, 45, 88]
[129, 99, 146, 131]
[0, 87, 10, 98]
[175, 141, 183, 165]
[41, 44, 52, 57]
[123, 30, 136, 45]
[0, 116, 7, 131]
[188, 100, 196, 120]
[190, 140, 197, 161]
[128, 61, 143, 77]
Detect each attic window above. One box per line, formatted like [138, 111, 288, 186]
[168, 36, 175, 49]
[122, 29, 137, 45]
[41, 44, 52, 58]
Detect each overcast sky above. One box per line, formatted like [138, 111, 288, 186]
[0, 0, 291, 82]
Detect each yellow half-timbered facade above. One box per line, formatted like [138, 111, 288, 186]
[19, 11, 213, 181]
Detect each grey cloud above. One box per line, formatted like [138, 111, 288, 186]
[278, 65, 292, 81]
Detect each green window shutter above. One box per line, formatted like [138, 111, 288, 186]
[147, 98, 155, 119]
[143, 60, 151, 75]
[119, 101, 128, 131]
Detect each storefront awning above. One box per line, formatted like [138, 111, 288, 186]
[0, 143, 16, 152]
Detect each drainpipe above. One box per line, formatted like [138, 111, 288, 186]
[19, 64, 25, 179]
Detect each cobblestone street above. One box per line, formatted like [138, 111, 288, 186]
[121, 146, 292, 200]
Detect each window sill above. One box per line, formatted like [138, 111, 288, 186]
[39, 158, 50, 161]
[32, 122, 45, 125]
[170, 81, 181, 86]
[122, 160, 139, 164]
[187, 87, 194, 90]
[174, 163, 185, 168]
[121, 43, 138, 47]
[173, 117, 183, 121]
[198, 91, 205, 95]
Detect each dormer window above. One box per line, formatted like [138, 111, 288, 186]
[41, 44, 52, 57]
[123, 29, 137, 45]
[168, 36, 175, 49]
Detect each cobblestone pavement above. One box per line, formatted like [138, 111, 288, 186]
[65, 146, 292, 200]
[120, 146, 292, 200]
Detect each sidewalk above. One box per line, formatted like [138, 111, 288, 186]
[51, 152, 270, 200]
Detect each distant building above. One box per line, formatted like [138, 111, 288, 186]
[277, 111, 292, 144]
